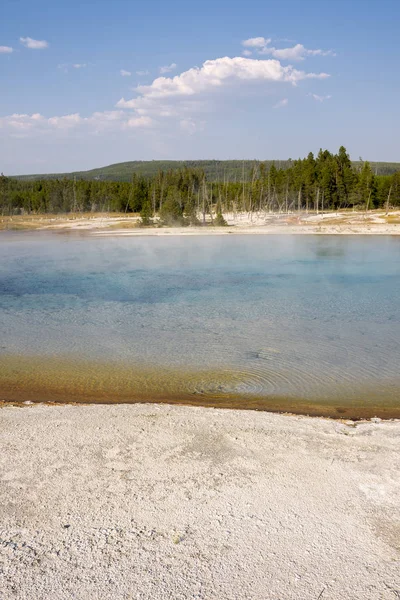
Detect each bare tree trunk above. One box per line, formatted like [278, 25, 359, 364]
[159, 180, 165, 212]
[365, 190, 372, 213]
[386, 185, 392, 216]
[202, 178, 206, 225]
[209, 183, 214, 224]
[316, 188, 320, 215]
[242, 160, 245, 211]
[223, 169, 228, 211]
[197, 187, 200, 219]
[125, 176, 134, 213]
[285, 181, 289, 214]
[72, 176, 77, 213]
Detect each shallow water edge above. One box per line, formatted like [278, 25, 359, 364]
[1, 353, 399, 420]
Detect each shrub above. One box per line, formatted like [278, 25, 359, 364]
[140, 201, 153, 226]
[159, 196, 185, 226]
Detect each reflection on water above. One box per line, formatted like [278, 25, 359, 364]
[1, 232, 400, 418]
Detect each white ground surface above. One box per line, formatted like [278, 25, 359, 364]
[72, 210, 400, 236]
[3, 210, 400, 235]
[0, 404, 399, 600]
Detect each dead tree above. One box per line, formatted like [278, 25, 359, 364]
[386, 185, 392, 216]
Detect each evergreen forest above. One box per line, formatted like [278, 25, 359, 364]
[2, 147, 400, 223]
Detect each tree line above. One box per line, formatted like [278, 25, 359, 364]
[1, 147, 400, 223]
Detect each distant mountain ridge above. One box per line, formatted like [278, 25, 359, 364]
[11, 159, 400, 182]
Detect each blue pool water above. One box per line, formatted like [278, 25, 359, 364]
[1, 232, 399, 416]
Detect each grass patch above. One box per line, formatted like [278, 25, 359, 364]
[385, 216, 400, 224]
[0, 220, 43, 230]
[106, 221, 142, 229]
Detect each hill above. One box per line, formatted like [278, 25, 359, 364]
[11, 159, 400, 183]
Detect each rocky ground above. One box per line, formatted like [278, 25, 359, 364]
[0, 404, 399, 599]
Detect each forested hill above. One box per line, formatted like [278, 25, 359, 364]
[11, 159, 400, 182]
[2, 147, 400, 218]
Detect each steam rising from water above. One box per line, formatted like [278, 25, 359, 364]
[1, 232, 399, 417]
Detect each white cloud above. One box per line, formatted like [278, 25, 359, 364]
[117, 56, 328, 110]
[20, 37, 49, 49]
[0, 110, 128, 135]
[0, 46, 13, 54]
[114, 56, 329, 137]
[120, 69, 131, 77]
[58, 63, 87, 72]
[274, 98, 288, 109]
[159, 63, 177, 74]
[126, 116, 154, 128]
[242, 37, 271, 48]
[88, 111, 127, 132]
[48, 114, 82, 129]
[0, 50, 331, 141]
[0, 110, 157, 136]
[89, 110, 125, 123]
[114, 56, 329, 135]
[308, 49, 336, 58]
[0, 113, 45, 131]
[310, 93, 332, 102]
[242, 49, 252, 57]
[260, 43, 336, 61]
[242, 38, 335, 61]
[136, 70, 149, 76]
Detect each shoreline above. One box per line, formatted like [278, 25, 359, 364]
[1, 403, 399, 599]
[2, 397, 400, 421]
[1, 209, 400, 236]
[1, 353, 400, 421]
[3, 399, 399, 424]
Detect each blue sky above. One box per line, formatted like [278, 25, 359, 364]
[1, 0, 399, 174]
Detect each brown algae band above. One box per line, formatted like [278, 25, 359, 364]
[1, 354, 400, 420]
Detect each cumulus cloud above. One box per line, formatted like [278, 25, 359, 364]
[242, 49, 252, 57]
[0, 110, 154, 136]
[136, 70, 150, 76]
[0, 113, 44, 131]
[274, 98, 288, 109]
[120, 69, 131, 77]
[47, 113, 82, 129]
[117, 56, 328, 110]
[114, 56, 329, 135]
[0, 46, 13, 54]
[20, 37, 49, 49]
[310, 93, 332, 102]
[126, 116, 154, 128]
[89, 110, 125, 123]
[159, 63, 177, 74]
[242, 37, 271, 48]
[1, 50, 332, 141]
[242, 38, 335, 61]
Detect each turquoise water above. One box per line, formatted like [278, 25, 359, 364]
[1, 232, 400, 416]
